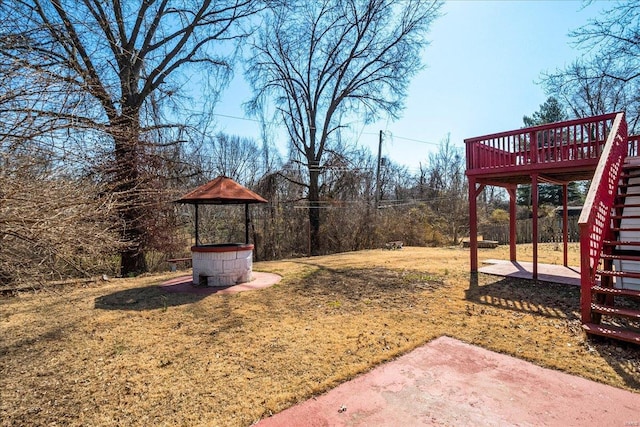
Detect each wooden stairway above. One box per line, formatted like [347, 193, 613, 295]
[585, 160, 640, 344]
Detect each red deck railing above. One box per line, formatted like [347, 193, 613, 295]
[628, 134, 640, 157]
[465, 113, 618, 174]
[578, 112, 628, 323]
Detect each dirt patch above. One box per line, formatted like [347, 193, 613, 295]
[1, 244, 639, 427]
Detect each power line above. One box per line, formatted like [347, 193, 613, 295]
[390, 134, 440, 146]
[212, 113, 258, 122]
[205, 112, 442, 146]
[362, 131, 439, 146]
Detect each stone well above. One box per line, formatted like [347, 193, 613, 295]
[191, 243, 253, 287]
[175, 176, 267, 288]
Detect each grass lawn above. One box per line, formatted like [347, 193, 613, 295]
[1, 243, 639, 426]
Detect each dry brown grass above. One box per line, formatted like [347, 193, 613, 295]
[1, 243, 639, 426]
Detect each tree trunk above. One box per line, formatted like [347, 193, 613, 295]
[112, 109, 147, 276]
[308, 168, 321, 256]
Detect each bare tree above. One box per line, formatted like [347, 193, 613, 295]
[543, 60, 640, 132]
[542, 1, 640, 132]
[0, 0, 263, 275]
[0, 150, 121, 286]
[205, 133, 262, 185]
[246, 0, 442, 254]
[424, 135, 467, 243]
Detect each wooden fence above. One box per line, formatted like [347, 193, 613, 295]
[479, 216, 580, 244]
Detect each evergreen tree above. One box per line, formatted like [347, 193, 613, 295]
[517, 97, 584, 208]
[523, 97, 567, 127]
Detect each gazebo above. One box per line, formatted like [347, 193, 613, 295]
[176, 176, 268, 287]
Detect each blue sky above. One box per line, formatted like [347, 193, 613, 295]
[213, 0, 610, 172]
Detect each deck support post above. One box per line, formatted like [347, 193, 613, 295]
[468, 179, 486, 272]
[563, 183, 569, 267]
[507, 186, 517, 262]
[469, 177, 479, 272]
[531, 174, 539, 280]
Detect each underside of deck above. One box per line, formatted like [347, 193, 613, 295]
[467, 160, 598, 186]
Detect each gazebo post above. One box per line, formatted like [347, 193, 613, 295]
[195, 204, 200, 246]
[245, 203, 249, 244]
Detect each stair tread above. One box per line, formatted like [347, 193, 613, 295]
[611, 215, 640, 219]
[616, 193, 640, 199]
[592, 285, 640, 297]
[604, 240, 640, 246]
[601, 253, 640, 262]
[614, 204, 640, 208]
[582, 323, 640, 344]
[591, 303, 640, 319]
[611, 227, 640, 231]
[596, 269, 640, 279]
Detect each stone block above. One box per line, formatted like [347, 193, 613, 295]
[190, 247, 254, 286]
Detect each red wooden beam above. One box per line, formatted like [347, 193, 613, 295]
[539, 174, 570, 185]
[532, 173, 539, 280]
[507, 186, 517, 262]
[563, 184, 568, 267]
[469, 177, 478, 272]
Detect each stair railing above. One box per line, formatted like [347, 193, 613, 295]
[578, 112, 628, 323]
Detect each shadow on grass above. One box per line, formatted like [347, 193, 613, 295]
[282, 263, 445, 309]
[467, 273, 640, 390]
[95, 285, 207, 311]
[590, 336, 640, 390]
[1, 325, 70, 361]
[465, 273, 580, 320]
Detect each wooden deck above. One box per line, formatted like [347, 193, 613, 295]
[465, 113, 618, 186]
[479, 259, 581, 286]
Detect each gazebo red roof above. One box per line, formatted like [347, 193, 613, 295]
[176, 176, 267, 205]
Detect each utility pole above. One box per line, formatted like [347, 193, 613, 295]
[375, 130, 383, 209]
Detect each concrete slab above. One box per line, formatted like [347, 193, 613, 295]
[479, 259, 581, 286]
[257, 336, 640, 427]
[158, 271, 281, 295]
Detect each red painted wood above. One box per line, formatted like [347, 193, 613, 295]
[508, 187, 517, 262]
[600, 253, 640, 262]
[580, 222, 592, 323]
[464, 113, 640, 341]
[563, 183, 568, 267]
[577, 113, 628, 323]
[629, 134, 640, 156]
[592, 285, 640, 297]
[191, 243, 254, 253]
[591, 303, 640, 319]
[465, 113, 618, 176]
[469, 177, 478, 272]
[532, 174, 538, 280]
[582, 323, 640, 345]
